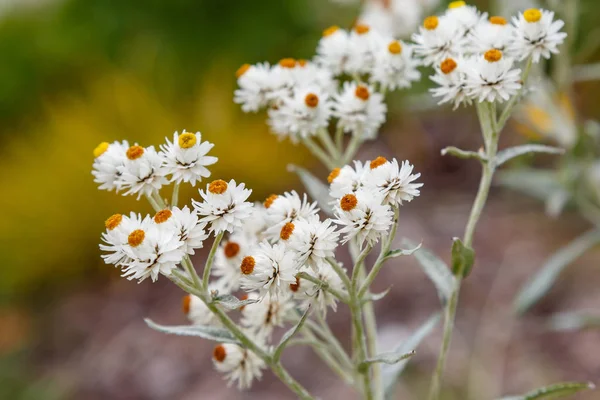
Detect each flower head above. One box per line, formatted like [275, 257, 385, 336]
[240, 293, 295, 338]
[92, 140, 129, 192]
[287, 215, 339, 270]
[365, 158, 423, 206]
[464, 50, 522, 103]
[371, 40, 422, 91]
[160, 130, 218, 186]
[328, 160, 370, 199]
[116, 145, 168, 199]
[332, 82, 387, 140]
[212, 342, 266, 390]
[193, 179, 254, 233]
[510, 9, 566, 63]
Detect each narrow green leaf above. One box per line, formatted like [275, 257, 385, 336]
[547, 311, 600, 332]
[211, 294, 259, 310]
[498, 381, 595, 400]
[451, 237, 475, 278]
[441, 146, 487, 162]
[496, 169, 561, 202]
[403, 239, 454, 304]
[359, 351, 415, 373]
[144, 318, 240, 344]
[362, 287, 392, 304]
[383, 313, 441, 400]
[496, 144, 564, 167]
[514, 229, 600, 314]
[288, 164, 333, 216]
[273, 305, 311, 362]
[385, 242, 422, 259]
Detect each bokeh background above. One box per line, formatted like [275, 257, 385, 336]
[1, 0, 599, 399]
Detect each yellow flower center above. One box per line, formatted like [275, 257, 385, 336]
[264, 194, 278, 208]
[523, 8, 542, 23]
[340, 194, 358, 211]
[304, 93, 319, 108]
[298, 59, 308, 67]
[154, 209, 173, 224]
[235, 63, 251, 78]
[213, 345, 227, 362]
[484, 49, 503, 62]
[354, 24, 370, 35]
[423, 16, 439, 30]
[127, 229, 145, 247]
[328, 168, 341, 184]
[224, 241, 240, 258]
[323, 25, 339, 37]
[280, 222, 295, 240]
[178, 132, 197, 149]
[289, 277, 300, 292]
[355, 85, 370, 101]
[93, 142, 110, 158]
[489, 16, 507, 25]
[448, 1, 466, 9]
[279, 58, 297, 68]
[126, 145, 144, 160]
[240, 256, 256, 275]
[440, 58, 457, 74]
[388, 41, 402, 55]
[370, 156, 388, 170]
[208, 179, 228, 194]
[182, 295, 192, 314]
[105, 214, 123, 230]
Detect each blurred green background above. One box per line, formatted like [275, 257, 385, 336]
[1, 0, 599, 399]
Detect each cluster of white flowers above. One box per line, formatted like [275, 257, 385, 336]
[413, 2, 566, 109]
[356, 0, 440, 38]
[92, 130, 217, 199]
[235, 24, 422, 142]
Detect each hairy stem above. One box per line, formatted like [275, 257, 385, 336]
[297, 271, 350, 303]
[302, 137, 337, 170]
[318, 127, 341, 163]
[171, 181, 180, 208]
[145, 192, 162, 212]
[202, 231, 224, 290]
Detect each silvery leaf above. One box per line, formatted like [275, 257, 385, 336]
[547, 311, 600, 332]
[288, 164, 333, 216]
[211, 294, 259, 310]
[144, 318, 240, 344]
[273, 305, 311, 362]
[403, 239, 454, 304]
[496, 145, 564, 167]
[359, 350, 415, 372]
[385, 242, 423, 259]
[498, 381, 595, 400]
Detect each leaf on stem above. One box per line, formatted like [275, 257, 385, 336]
[497, 381, 595, 400]
[495, 144, 565, 167]
[362, 286, 392, 304]
[383, 313, 441, 400]
[441, 146, 487, 162]
[211, 293, 259, 310]
[403, 239, 454, 304]
[496, 169, 562, 202]
[384, 242, 423, 259]
[288, 164, 333, 216]
[358, 350, 415, 373]
[451, 237, 475, 278]
[273, 305, 311, 362]
[514, 229, 600, 314]
[547, 311, 600, 332]
[144, 318, 240, 344]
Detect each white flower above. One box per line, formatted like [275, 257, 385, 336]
[92, 140, 128, 192]
[412, 15, 466, 66]
[183, 293, 220, 326]
[241, 202, 269, 238]
[193, 179, 254, 233]
[332, 82, 387, 140]
[212, 342, 266, 390]
[263, 191, 319, 239]
[510, 8, 566, 63]
[287, 215, 339, 270]
[357, 0, 424, 38]
[429, 56, 473, 109]
[240, 293, 295, 338]
[315, 26, 352, 76]
[265, 59, 297, 106]
[116, 145, 168, 199]
[371, 40, 421, 91]
[100, 212, 147, 266]
[345, 24, 386, 75]
[267, 86, 332, 142]
[120, 223, 186, 283]
[293, 263, 345, 315]
[464, 49, 522, 103]
[333, 190, 394, 247]
[239, 241, 298, 298]
[290, 61, 338, 95]
[443, 1, 486, 37]
[234, 63, 273, 112]
[212, 230, 257, 292]
[153, 206, 208, 255]
[365, 157, 423, 206]
[328, 160, 370, 199]
[468, 16, 515, 54]
[160, 130, 217, 186]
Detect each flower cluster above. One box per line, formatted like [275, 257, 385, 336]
[412, 3, 566, 108]
[235, 24, 422, 142]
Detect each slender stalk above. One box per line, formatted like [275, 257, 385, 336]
[335, 125, 344, 154]
[327, 257, 352, 291]
[497, 56, 533, 130]
[152, 191, 167, 209]
[171, 181, 180, 208]
[317, 128, 340, 163]
[145, 192, 162, 212]
[314, 312, 353, 370]
[297, 271, 349, 303]
[343, 135, 363, 165]
[181, 256, 201, 289]
[302, 137, 337, 170]
[202, 231, 224, 290]
[270, 362, 315, 400]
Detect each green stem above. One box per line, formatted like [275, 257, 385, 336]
[335, 125, 344, 155]
[202, 231, 224, 290]
[327, 257, 352, 291]
[317, 127, 340, 163]
[314, 312, 353, 370]
[343, 135, 363, 165]
[497, 56, 533, 130]
[302, 137, 337, 170]
[171, 181, 180, 208]
[152, 190, 167, 209]
[297, 271, 349, 303]
[145, 192, 162, 212]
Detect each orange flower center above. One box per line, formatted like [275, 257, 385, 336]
[355, 85, 370, 101]
[340, 194, 358, 211]
[489, 16, 507, 25]
[264, 194, 278, 209]
[240, 256, 256, 275]
[224, 242, 240, 258]
[354, 24, 370, 35]
[328, 168, 341, 184]
[182, 295, 192, 314]
[388, 41, 402, 55]
[484, 49, 502, 63]
[423, 16, 439, 30]
[105, 214, 123, 230]
[370, 156, 388, 169]
[289, 277, 301, 292]
[323, 25, 339, 37]
[523, 8, 542, 23]
[280, 222, 295, 240]
[208, 179, 228, 194]
[213, 345, 227, 362]
[235, 63, 251, 78]
[178, 132, 197, 149]
[440, 58, 457, 74]
[126, 145, 144, 160]
[304, 93, 319, 108]
[154, 209, 173, 224]
[279, 58, 296, 68]
[127, 229, 145, 247]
